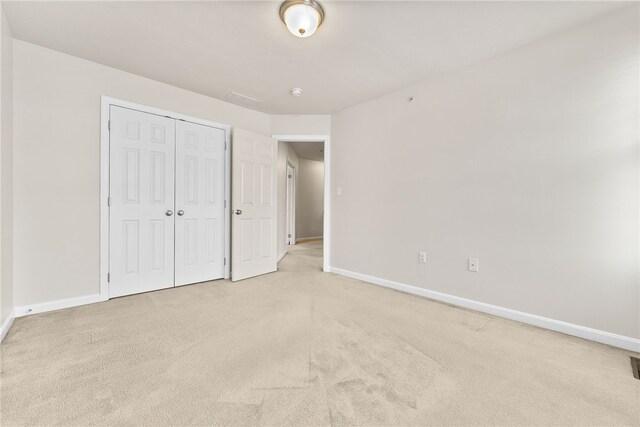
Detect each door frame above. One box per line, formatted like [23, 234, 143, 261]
[286, 161, 296, 246]
[100, 96, 231, 301]
[272, 134, 331, 272]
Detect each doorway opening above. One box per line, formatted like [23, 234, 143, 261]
[274, 134, 331, 272]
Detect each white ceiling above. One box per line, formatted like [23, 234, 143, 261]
[290, 141, 324, 162]
[4, 1, 625, 114]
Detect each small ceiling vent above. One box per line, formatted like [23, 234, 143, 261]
[225, 91, 262, 106]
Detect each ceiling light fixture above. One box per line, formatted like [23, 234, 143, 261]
[290, 87, 303, 97]
[279, 0, 325, 38]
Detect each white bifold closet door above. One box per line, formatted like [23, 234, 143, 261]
[109, 105, 225, 298]
[174, 120, 226, 286]
[109, 106, 176, 298]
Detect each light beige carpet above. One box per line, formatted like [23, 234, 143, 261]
[1, 242, 638, 426]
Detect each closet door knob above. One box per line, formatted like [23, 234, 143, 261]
[177, 210, 185, 216]
[165, 210, 173, 216]
[235, 209, 243, 215]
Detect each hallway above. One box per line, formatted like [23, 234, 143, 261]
[280, 240, 323, 272]
[1, 242, 637, 426]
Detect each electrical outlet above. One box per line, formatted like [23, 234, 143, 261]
[468, 258, 479, 272]
[419, 252, 427, 264]
[337, 186, 342, 196]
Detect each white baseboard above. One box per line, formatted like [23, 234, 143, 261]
[0, 309, 15, 343]
[296, 236, 323, 243]
[15, 294, 105, 318]
[278, 251, 287, 262]
[328, 266, 640, 352]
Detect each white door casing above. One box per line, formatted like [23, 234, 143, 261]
[175, 120, 226, 285]
[109, 106, 176, 298]
[232, 129, 278, 281]
[286, 163, 295, 245]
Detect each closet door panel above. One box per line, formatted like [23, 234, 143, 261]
[175, 121, 226, 285]
[109, 106, 175, 298]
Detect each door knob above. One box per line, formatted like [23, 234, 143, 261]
[235, 209, 243, 215]
[165, 210, 173, 216]
[177, 210, 185, 216]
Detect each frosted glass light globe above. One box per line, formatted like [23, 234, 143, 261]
[280, 1, 325, 38]
[285, 4, 320, 37]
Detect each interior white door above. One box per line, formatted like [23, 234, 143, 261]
[109, 106, 175, 298]
[175, 120, 226, 285]
[231, 129, 278, 281]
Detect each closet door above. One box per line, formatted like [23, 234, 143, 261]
[109, 106, 176, 298]
[175, 120, 226, 285]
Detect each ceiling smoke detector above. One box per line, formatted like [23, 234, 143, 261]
[290, 87, 303, 97]
[279, 0, 325, 38]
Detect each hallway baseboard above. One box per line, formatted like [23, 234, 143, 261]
[296, 236, 322, 243]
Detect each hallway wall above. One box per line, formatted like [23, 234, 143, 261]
[277, 141, 298, 260]
[296, 159, 324, 240]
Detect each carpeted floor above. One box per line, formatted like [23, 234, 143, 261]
[1, 241, 638, 426]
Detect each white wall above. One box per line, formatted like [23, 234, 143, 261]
[330, 7, 639, 339]
[277, 141, 298, 260]
[296, 159, 324, 240]
[271, 115, 331, 136]
[0, 6, 14, 329]
[13, 41, 271, 307]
